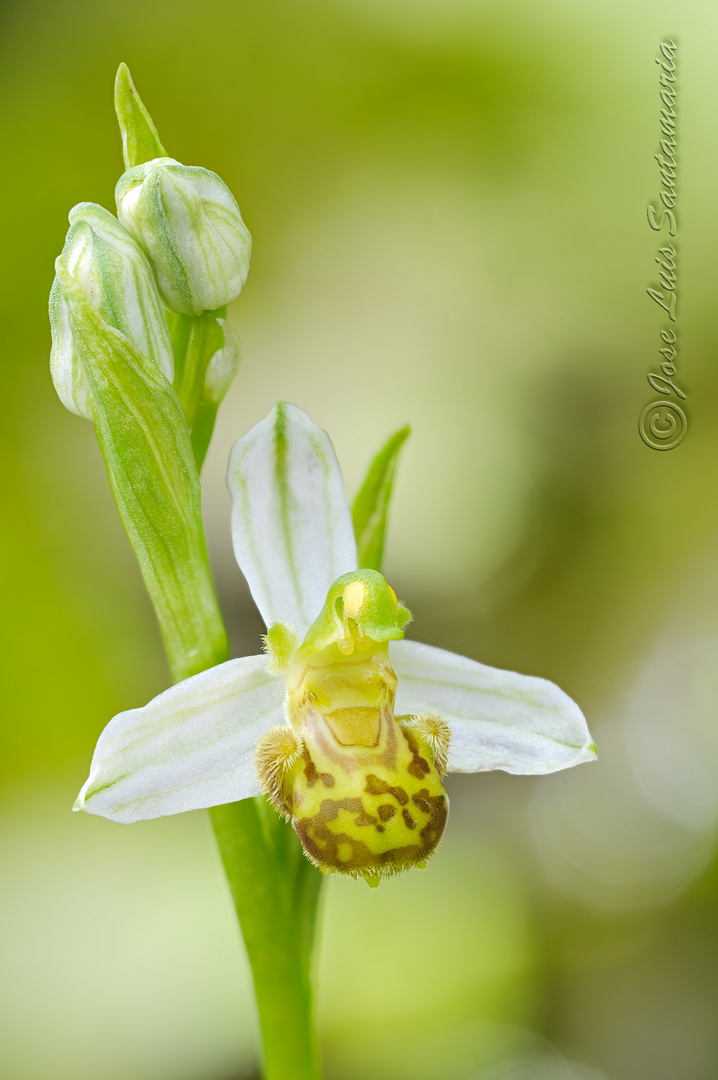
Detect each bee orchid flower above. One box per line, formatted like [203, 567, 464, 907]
[75, 403, 597, 884]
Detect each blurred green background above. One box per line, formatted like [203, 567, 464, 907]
[2, 0, 718, 1077]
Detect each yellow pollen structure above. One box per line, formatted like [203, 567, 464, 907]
[342, 579, 367, 620]
[255, 570, 449, 885]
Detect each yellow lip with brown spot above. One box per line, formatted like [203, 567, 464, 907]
[255, 570, 450, 884]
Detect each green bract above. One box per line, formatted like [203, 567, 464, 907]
[114, 63, 167, 171]
[352, 426, 410, 571]
[116, 157, 252, 316]
[50, 202, 173, 419]
[49, 254, 227, 682]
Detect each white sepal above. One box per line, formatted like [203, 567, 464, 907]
[227, 402, 358, 637]
[74, 655, 285, 824]
[392, 640, 597, 775]
[49, 276, 93, 418]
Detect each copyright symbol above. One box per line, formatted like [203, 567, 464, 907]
[639, 400, 688, 451]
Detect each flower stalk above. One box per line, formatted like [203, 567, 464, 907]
[169, 308, 240, 469]
[211, 802, 322, 1080]
[54, 63, 323, 1080]
[114, 70, 322, 1078]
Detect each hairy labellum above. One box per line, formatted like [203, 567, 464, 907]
[256, 570, 450, 884]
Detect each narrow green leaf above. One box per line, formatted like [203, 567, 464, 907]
[114, 62, 167, 169]
[352, 425, 410, 572]
[55, 260, 227, 681]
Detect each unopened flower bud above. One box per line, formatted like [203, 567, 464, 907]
[116, 158, 251, 317]
[50, 202, 173, 419]
[203, 318, 241, 405]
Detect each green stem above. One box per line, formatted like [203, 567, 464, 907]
[170, 307, 226, 469]
[210, 801, 323, 1080]
[164, 561, 323, 1079]
[191, 398, 222, 472]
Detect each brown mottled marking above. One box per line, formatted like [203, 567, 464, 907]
[293, 787, 449, 877]
[402, 808, 416, 830]
[364, 773, 409, 805]
[415, 789, 448, 850]
[378, 804, 396, 823]
[402, 713, 450, 777]
[344, 799, 377, 828]
[402, 728, 431, 780]
[310, 797, 377, 828]
[303, 747, 335, 789]
[412, 789, 434, 814]
[295, 812, 425, 875]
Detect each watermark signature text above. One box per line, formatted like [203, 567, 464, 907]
[640, 38, 687, 451]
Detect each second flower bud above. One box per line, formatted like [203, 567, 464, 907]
[116, 158, 252, 318]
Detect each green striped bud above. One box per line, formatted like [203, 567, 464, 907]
[116, 158, 251, 317]
[203, 317, 241, 405]
[50, 202, 173, 419]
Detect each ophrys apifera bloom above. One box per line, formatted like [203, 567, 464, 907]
[75, 403, 596, 884]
